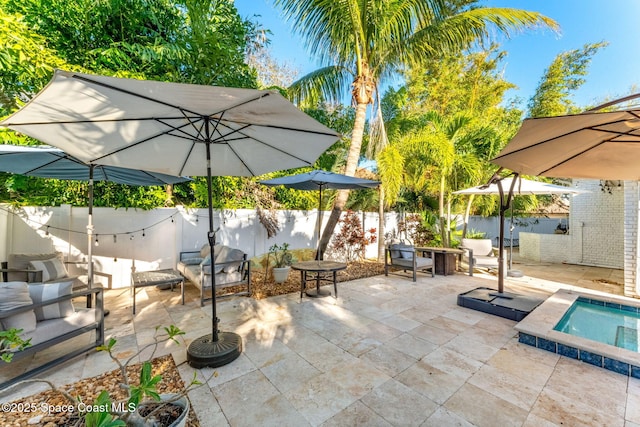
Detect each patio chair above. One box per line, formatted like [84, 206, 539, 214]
[460, 238, 505, 272]
[384, 244, 434, 282]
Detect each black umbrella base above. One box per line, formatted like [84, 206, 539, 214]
[457, 287, 543, 321]
[187, 331, 242, 368]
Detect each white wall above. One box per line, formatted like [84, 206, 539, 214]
[569, 180, 624, 269]
[1, 205, 397, 288]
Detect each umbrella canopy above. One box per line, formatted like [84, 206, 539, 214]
[453, 177, 581, 196]
[492, 109, 640, 180]
[261, 170, 380, 191]
[260, 170, 380, 257]
[0, 144, 191, 306]
[0, 70, 341, 368]
[454, 175, 583, 293]
[0, 144, 189, 185]
[1, 70, 338, 177]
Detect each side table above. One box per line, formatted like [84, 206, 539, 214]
[291, 261, 347, 299]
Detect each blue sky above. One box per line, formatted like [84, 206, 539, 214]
[235, 0, 640, 109]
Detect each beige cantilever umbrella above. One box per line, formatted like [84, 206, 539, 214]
[492, 106, 640, 180]
[0, 69, 341, 368]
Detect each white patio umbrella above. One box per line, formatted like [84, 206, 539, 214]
[0, 70, 341, 368]
[454, 176, 582, 284]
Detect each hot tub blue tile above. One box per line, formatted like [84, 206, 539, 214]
[537, 338, 557, 353]
[591, 299, 605, 306]
[605, 302, 621, 310]
[557, 343, 579, 359]
[604, 358, 630, 375]
[519, 333, 536, 347]
[632, 365, 640, 379]
[579, 350, 603, 367]
[621, 305, 638, 314]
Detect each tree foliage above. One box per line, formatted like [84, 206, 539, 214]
[274, 0, 557, 256]
[0, 0, 260, 209]
[528, 42, 608, 118]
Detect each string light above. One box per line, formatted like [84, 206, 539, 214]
[142, 229, 145, 237]
[113, 234, 117, 243]
[95, 235, 99, 246]
[45, 226, 50, 236]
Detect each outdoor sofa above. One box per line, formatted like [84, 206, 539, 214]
[177, 244, 251, 306]
[2, 252, 85, 290]
[0, 280, 104, 388]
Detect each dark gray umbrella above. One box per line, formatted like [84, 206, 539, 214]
[260, 170, 380, 259]
[0, 70, 341, 368]
[0, 144, 191, 304]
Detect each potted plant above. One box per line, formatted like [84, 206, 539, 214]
[3, 325, 203, 427]
[269, 243, 293, 283]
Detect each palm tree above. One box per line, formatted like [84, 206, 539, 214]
[273, 0, 558, 259]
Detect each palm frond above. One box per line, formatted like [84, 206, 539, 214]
[287, 65, 353, 106]
[377, 145, 404, 207]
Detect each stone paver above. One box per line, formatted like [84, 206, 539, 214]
[0, 259, 633, 427]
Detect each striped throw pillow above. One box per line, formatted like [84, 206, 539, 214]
[28, 257, 68, 282]
[0, 282, 37, 333]
[28, 281, 75, 321]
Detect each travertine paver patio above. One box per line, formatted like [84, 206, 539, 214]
[2, 262, 637, 426]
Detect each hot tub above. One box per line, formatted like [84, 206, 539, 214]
[515, 289, 640, 377]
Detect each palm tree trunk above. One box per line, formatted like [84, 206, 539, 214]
[462, 195, 475, 238]
[317, 100, 368, 259]
[378, 186, 385, 262]
[439, 174, 447, 246]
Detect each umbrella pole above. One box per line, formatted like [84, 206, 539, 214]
[187, 119, 242, 369]
[86, 165, 94, 308]
[316, 186, 323, 260]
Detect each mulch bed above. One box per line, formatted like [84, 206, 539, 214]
[0, 355, 199, 427]
[247, 260, 385, 299]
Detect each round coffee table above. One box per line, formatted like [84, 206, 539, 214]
[291, 261, 347, 299]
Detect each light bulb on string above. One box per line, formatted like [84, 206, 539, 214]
[113, 234, 117, 243]
[142, 229, 145, 237]
[45, 226, 50, 236]
[95, 235, 99, 246]
[130, 234, 134, 240]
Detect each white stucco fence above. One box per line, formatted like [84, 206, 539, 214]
[2, 177, 638, 297]
[0, 205, 398, 289]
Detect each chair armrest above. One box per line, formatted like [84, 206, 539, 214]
[0, 286, 103, 319]
[459, 247, 474, 261]
[0, 268, 43, 283]
[179, 251, 201, 262]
